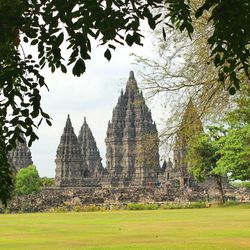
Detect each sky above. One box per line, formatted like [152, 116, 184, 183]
[28, 33, 167, 178]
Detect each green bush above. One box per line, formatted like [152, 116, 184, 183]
[15, 165, 41, 195]
[40, 177, 55, 187]
[231, 181, 250, 189]
[215, 201, 249, 208]
[161, 202, 207, 209]
[160, 203, 183, 209]
[126, 203, 158, 210]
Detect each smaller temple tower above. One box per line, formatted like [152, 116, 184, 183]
[55, 115, 87, 186]
[173, 100, 203, 187]
[9, 136, 33, 172]
[78, 117, 104, 178]
[160, 158, 174, 181]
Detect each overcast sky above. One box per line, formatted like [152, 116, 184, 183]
[28, 33, 167, 177]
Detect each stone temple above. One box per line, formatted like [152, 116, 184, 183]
[165, 99, 203, 187]
[55, 115, 104, 186]
[104, 71, 160, 187]
[55, 71, 161, 187]
[8, 136, 33, 172]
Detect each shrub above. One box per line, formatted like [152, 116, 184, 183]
[160, 203, 183, 209]
[40, 177, 55, 187]
[126, 203, 158, 210]
[231, 181, 250, 189]
[161, 202, 207, 209]
[15, 165, 41, 195]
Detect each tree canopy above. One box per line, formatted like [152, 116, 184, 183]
[187, 125, 227, 202]
[217, 86, 250, 181]
[187, 87, 250, 202]
[1, 0, 249, 149]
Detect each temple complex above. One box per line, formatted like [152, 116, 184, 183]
[10, 71, 209, 190]
[53, 71, 209, 189]
[5, 70, 236, 209]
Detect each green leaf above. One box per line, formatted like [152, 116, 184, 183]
[229, 86, 236, 95]
[108, 44, 116, 50]
[31, 39, 38, 45]
[162, 27, 166, 41]
[23, 37, 28, 43]
[125, 34, 134, 46]
[46, 119, 52, 126]
[55, 32, 64, 47]
[61, 64, 67, 73]
[104, 48, 112, 61]
[72, 58, 86, 76]
[148, 18, 156, 30]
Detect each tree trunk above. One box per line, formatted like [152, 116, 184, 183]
[216, 175, 225, 203]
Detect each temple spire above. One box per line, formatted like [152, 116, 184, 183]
[78, 118, 104, 178]
[65, 114, 72, 128]
[8, 135, 33, 171]
[126, 70, 138, 92]
[55, 115, 85, 186]
[105, 70, 160, 186]
[129, 70, 135, 79]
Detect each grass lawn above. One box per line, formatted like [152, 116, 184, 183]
[0, 206, 249, 250]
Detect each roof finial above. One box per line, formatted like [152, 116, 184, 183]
[129, 70, 135, 79]
[65, 114, 72, 127]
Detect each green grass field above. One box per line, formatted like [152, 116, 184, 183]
[0, 206, 249, 250]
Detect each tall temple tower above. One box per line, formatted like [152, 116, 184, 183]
[9, 136, 33, 171]
[173, 100, 203, 187]
[78, 117, 104, 178]
[105, 71, 160, 186]
[55, 115, 87, 186]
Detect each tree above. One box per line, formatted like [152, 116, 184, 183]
[134, 0, 249, 153]
[217, 125, 250, 182]
[217, 86, 250, 181]
[15, 165, 41, 195]
[188, 86, 250, 202]
[0, 144, 14, 208]
[187, 126, 227, 203]
[134, 0, 249, 116]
